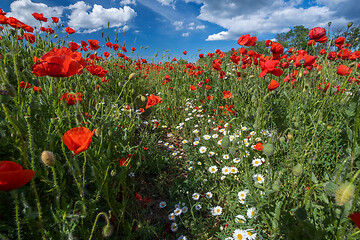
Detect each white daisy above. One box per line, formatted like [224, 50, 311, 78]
[168, 213, 175, 221]
[182, 140, 188, 144]
[247, 207, 256, 219]
[209, 166, 218, 173]
[188, 166, 193, 171]
[253, 174, 265, 184]
[192, 193, 200, 200]
[221, 176, 226, 180]
[233, 229, 249, 240]
[239, 198, 246, 204]
[170, 223, 178, 232]
[229, 135, 235, 141]
[174, 208, 182, 216]
[205, 192, 213, 199]
[203, 135, 211, 140]
[235, 214, 246, 224]
[159, 201, 166, 208]
[217, 139, 222, 145]
[222, 167, 231, 175]
[241, 126, 247, 131]
[177, 235, 187, 240]
[129, 172, 135, 178]
[233, 158, 241, 163]
[182, 206, 188, 213]
[255, 137, 262, 142]
[223, 154, 230, 160]
[211, 206, 222, 216]
[246, 229, 257, 240]
[230, 167, 238, 174]
[199, 146, 207, 153]
[208, 151, 216, 157]
[238, 191, 247, 200]
[193, 141, 200, 146]
[212, 134, 219, 138]
[252, 158, 263, 167]
[195, 204, 201, 210]
[192, 129, 199, 134]
[175, 204, 180, 209]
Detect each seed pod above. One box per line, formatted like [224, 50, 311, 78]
[41, 150, 56, 166]
[102, 224, 114, 238]
[335, 182, 355, 206]
[292, 163, 303, 177]
[279, 136, 285, 143]
[128, 73, 137, 80]
[262, 143, 274, 156]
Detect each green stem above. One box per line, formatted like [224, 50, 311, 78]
[11, 191, 21, 240]
[88, 212, 109, 240]
[51, 166, 61, 209]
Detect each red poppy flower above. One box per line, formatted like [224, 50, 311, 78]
[320, 49, 326, 55]
[0, 161, 35, 191]
[88, 39, 100, 50]
[69, 42, 80, 51]
[190, 85, 196, 91]
[337, 65, 352, 76]
[283, 70, 298, 85]
[199, 54, 204, 58]
[32, 12, 47, 22]
[119, 157, 131, 167]
[254, 142, 264, 151]
[223, 90, 232, 99]
[349, 212, 360, 229]
[61, 92, 83, 105]
[65, 27, 76, 34]
[62, 127, 95, 156]
[259, 59, 283, 78]
[335, 36, 345, 49]
[20, 81, 31, 89]
[24, 33, 35, 44]
[51, 17, 59, 23]
[86, 65, 107, 78]
[31, 47, 86, 77]
[33, 86, 41, 92]
[237, 34, 257, 46]
[267, 80, 280, 91]
[122, 46, 127, 52]
[113, 44, 119, 51]
[271, 42, 284, 59]
[308, 40, 316, 46]
[145, 94, 162, 109]
[212, 59, 221, 71]
[183, 50, 187, 55]
[104, 52, 110, 58]
[309, 27, 328, 43]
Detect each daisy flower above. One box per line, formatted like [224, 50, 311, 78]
[195, 204, 201, 210]
[188, 166, 193, 171]
[203, 135, 211, 140]
[168, 213, 175, 221]
[170, 223, 178, 232]
[250, 131, 256, 135]
[253, 174, 265, 184]
[208, 151, 216, 157]
[255, 137, 262, 142]
[167, 133, 173, 137]
[197, 161, 202, 166]
[235, 214, 246, 224]
[247, 207, 256, 219]
[182, 140, 188, 144]
[212, 134, 219, 138]
[192, 193, 200, 200]
[175, 204, 180, 209]
[246, 229, 257, 240]
[241, 126, 247, 131]
[239, 198, 246, 204]
[252, 158, 263, 167]
[182, 206, 188, 213]
[221, 176, 226, 180]
[174, 208, 182, 216]
[230, 167, 238, 174]
[229, 135, 235, 141]
[205, 192, 213, 199]
[199, 146, 207, 153]
[178, 235, 187, 240]
[129, 172, 135, 178]
[217, 139, 222, 145]
[222, 167, 231, 175]
[159, 201, 166, 208]
[233, 229, 249, 240]
[209, 166, 218, 173]
[211, 206, 222, 216]
[193, 141, 200, 146]
[233, 158, 241, 163]
[238, 191, 247, 200]
[223, 154, 230, 160]
[192, 129, 199, 134]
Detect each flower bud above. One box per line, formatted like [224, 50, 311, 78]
[287, 134, 293, 140]
[279, 136, 285, 143]
[102, 224, 114, 238]
[328, 22, 332, 27]
[335, 182, 355, 206]
[128, 73, 137, 80]
[348, 22, 354, 28]
[292, 163, 303, 177]
[41, 150, 56, 166]
[140, 95, 147, 102]
[324, 182, 338, 197]
[95, 128, 101, 137]
[262, 143, 274, 156]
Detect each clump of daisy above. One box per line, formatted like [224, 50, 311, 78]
[211, 206, 223, 216]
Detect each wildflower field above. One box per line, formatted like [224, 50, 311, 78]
[1, 9, 360, 240]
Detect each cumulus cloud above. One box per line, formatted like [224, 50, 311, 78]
[8, 0, 64, 27]
[186, 0, 357, 40]
[173, 20, 184, 30]
[182, 32, 190, 37]
[67, 2, 137, 33]
[120, 0, 137, 5]
[7, 0, 137, 34]
[157, 0, 176, 8]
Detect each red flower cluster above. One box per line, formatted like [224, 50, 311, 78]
[32, 47, 86, 77]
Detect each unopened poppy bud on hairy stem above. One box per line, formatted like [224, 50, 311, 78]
[41, 150, 56, 166]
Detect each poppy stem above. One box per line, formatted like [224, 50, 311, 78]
[51, 166, 61, 209]
[11, 191, 21, 240]
[88, 212, 108, 240]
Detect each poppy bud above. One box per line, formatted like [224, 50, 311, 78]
[262, 143, 274, 156]
[287, 134, 293, 140]
[348, 22, 354, 28]
[110, 169, 116, 177]
[128, 73, 137, 80]
[54, 34, 58, 38]
[324, 182, 338, 197]
[279, 136, 285, 143]
[328, 22, 332, 27]
[102, 224, 114, 238]
[95, 128, 101, 137]
[140, 95, 146, 102]
[41, 150, 56, 166]
[335, 182, 355, 206]
[292, 163, 303, 177]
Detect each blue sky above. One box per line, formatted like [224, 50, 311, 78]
[1, 0, 359, 62]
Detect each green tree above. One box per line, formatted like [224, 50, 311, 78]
[275, 25, 310, 51]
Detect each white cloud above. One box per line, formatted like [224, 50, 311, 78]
[67, 2, 137, 33]
[173, 20, 184, 30]
[196, 25, 205, 29]
[182, 32, 190, 37]
[120, 0, 136, 5]
[185, 0, 357, 40]
[8, 0, 64, 27]
[157, 0, 176, 8]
